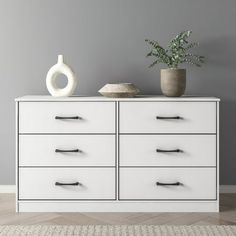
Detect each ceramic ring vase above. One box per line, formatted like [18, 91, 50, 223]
[160, 68, 186, 97]
[46, 55, 77, 97]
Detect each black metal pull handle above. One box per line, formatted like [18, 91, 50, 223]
[55, 149, 81, 153]
[156, 149, 181, 153]
[55, 182, 81, 186]
[156, 116, 181, 120]
[55, 116, 82, 120]
[156, 182, 181, 186]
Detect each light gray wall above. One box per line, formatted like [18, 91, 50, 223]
[0, 0, 235, 184]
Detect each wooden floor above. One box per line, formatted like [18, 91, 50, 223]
[0, 194, 236, 225]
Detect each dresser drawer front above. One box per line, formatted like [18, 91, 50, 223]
[120, 135, 216, 166]
[19, 135, 115, 166]
[19, 168, 115, 200]
[19, 102, 115, 133]
[119, 102, 216, 133]
[119, 168, 216, 200]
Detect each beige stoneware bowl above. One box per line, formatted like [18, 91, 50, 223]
[98, 83, 140, 98]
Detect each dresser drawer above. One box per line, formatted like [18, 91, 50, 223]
[19, 168, 115, 200]
[19, 135, 115, 166]
[119, 168, 216, 200]
[19, 102, 115, 133]
[119, 102, 216, 133]
[120, 135, 216, 166]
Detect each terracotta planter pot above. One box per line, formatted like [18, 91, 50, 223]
[160, 68, 186, 97]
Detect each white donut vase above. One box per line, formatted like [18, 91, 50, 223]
[46, 55, 77, 97]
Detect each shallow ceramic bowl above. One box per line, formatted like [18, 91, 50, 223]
[98, 83, 140, 98]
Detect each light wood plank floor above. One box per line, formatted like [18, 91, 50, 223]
[0, 194, 236, 225]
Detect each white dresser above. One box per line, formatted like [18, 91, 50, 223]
[15, 96, 220, 212]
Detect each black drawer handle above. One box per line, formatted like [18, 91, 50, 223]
[55, 182, 81, 186]
[55, 116, 82, 120]
[156, 149, 182, 153]
[156, 182, 181, 186]
[156, 116, 181, 120]
[55, 149, 81, 153]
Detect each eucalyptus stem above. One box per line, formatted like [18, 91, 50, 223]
[145, 31, 205, 69]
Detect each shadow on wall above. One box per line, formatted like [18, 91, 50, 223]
[95, 66, 162, 95]
[121, 66, 162, 95]
[220, 100, 236, 184]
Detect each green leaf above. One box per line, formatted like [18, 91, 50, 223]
[145, 31, 204, 68]
[148, 60, 159, 68]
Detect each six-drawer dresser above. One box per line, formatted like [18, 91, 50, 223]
[15, 96, 220, 212]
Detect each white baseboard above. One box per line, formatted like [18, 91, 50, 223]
[220, 185, 236, 193]
[0, 185, 16, 193]
[0, 185, 236, 194]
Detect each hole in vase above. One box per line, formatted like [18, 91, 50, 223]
[55, 74, 68, 89]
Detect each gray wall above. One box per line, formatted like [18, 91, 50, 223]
[0, 0, 235, 184]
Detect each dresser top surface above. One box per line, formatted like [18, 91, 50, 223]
[15, 95, 220, 102]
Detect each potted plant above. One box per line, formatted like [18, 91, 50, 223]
[145, 31, 205, 97]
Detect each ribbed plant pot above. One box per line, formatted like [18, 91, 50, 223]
[160, 68, 186, 97]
